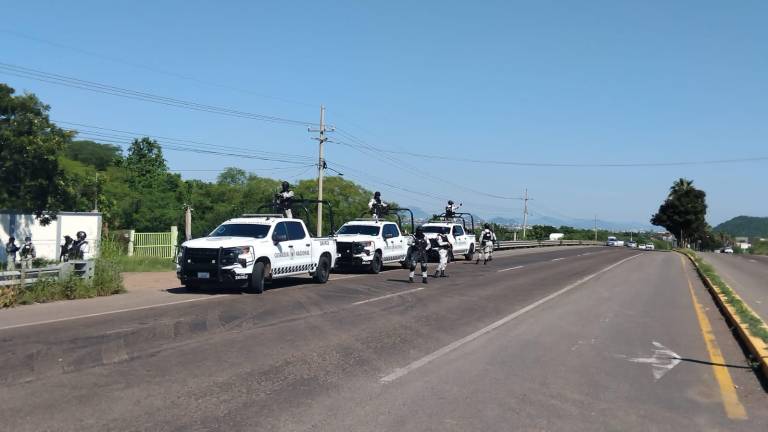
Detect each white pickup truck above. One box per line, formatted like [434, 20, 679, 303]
[421, 222, 477, 261]
[334, 219, 410, 273]
[176, 215, 336, 293]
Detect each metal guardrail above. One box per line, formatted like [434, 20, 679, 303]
[0, 261, 95, 287]
[494, 240, 602, 250]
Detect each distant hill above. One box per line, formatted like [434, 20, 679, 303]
[714, 216, 768, 238]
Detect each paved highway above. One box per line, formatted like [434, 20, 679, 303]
[702, 252, 768, 322]
[1, 247, 766, 431]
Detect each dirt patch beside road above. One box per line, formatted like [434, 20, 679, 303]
[122, 272, 180, 292]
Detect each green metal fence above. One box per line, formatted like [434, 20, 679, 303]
[128, 226, 178, 258]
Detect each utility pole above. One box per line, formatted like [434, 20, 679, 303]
[184, 204, 193, 241]
[594, 215, 598, 242]
[522, 188, 529, 239]
[309, 105, 334, 237]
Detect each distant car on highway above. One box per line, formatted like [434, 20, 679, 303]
[645, 243, 655, 251]
[638, 244, 647, 250]
[627, 241, 637, 248]
[722, 247, 734, 254]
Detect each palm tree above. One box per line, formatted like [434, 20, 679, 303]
[668, 178, 694, 198]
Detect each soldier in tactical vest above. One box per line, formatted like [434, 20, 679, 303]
[5, 237, 19, 270]
[477, 224, 497, 265]
[368, 191, 388, 221]
[69, 231, 90, 260]
[409, 226, 431, 284]
[276, 181, 295, 218]
[19, 236, 36, 270]
[433, 232, 452, 278]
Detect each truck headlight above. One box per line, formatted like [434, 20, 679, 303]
[235, 246, 254, 262]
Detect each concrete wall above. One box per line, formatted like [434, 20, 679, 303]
[0, 212, 102, 261]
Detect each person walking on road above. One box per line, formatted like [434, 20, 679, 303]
[434, 232, 452, 278]
[477, 224, 496, 265]
[4, 236, 19, 270]
[409, 226, 431, 284]
[19, 236, 36, 270]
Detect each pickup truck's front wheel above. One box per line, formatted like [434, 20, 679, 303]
[313, 255, 330, 284]
[247, 262, 266, 294]
[369, 251, 383, 274]
[464, 244, 475, 261]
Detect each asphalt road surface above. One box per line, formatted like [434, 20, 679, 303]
[701, 252, 768, 322]
[1, 247, 766, 431]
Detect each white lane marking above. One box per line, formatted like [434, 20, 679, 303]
[352, 287, 425, 306]
[580, 252, 591, 256]
[749, 259, 757, 263]
[330, 274, 367, 280]
[498, 265, 524, 273]
[551, 257, 565, 262]
[380, 253, 642, 383]
[0, 295, 230, 332]
[623, 341, 682, 381]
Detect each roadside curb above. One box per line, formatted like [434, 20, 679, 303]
[678, 251, 768, 379]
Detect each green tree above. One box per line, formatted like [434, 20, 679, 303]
[217, 167, 247, 186]
[121, 137, 168, 188]
[65, 140, 121, 170]
[0, 83, 73, 222]
[651, 178, 708, 247]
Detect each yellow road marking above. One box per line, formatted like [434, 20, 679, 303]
[679, 255, 747, 420]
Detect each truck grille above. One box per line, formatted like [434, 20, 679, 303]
[336, 242, 365, 256]
[183, 248, 238, 266]
[184, 248, 219, 264]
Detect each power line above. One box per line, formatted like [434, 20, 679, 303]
[0, 62, 316, 127]
[334, 128, 768, 168]
[331, 134, 524, 200]
[61, 121, 315, 163]
[1, 28, 317, 108]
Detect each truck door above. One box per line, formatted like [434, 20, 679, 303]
[285, 220, 312, 273]
[382, 223, 405, 262]
[271, 222, 291, 276]
[452, 225, 468, 253]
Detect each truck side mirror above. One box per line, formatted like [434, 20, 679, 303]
[383, 233, 394, 239]
[273, 233, 288, 244]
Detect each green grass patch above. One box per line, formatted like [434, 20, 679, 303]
[3, 256, 125, 308]
[680, 249, 768, 343]
[113, 255, 176, 272]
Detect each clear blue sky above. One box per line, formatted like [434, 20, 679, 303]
[3, 0, 767, 227]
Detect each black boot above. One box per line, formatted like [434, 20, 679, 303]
[441, 270, 448, 278]
[422, 276, 428, 284]
[484, 259, 487, 265]
[475, 258, 480, 264]
[409, 276, 414, 283]
[434, 270, 440, 278]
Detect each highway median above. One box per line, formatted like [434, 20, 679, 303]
[678, 249, 768, 379]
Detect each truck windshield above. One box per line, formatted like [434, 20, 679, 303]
[421, 226, 450, 234]
[337, 225, 380, 236]
[209, 224, 270, 238]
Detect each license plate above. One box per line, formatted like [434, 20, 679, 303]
[197, 272, 210, 279]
